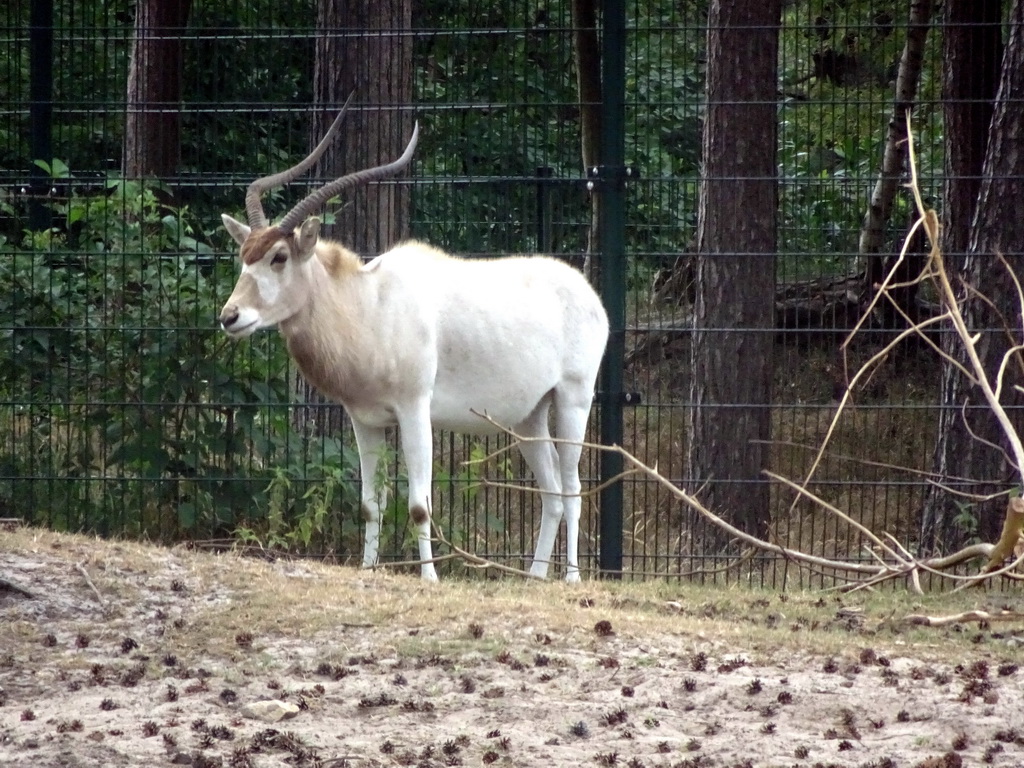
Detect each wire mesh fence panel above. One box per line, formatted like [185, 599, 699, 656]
[1, 0, 1016, 585]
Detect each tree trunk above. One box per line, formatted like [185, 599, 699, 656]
[920, 0, 1007, 553]
[687, 0, 781, 545]
[123, 0, 191, 180]
[297, 0, 413, 436]
[858, 0, 933, 318]
[313, 0, 413, 254]
[571, 0, 601, 273]
[939, 0, 1003, 266]
[858, 0, 933, 256]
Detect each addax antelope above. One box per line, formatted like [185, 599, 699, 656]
[219, 103, 609, 581]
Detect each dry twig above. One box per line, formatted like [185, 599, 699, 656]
[772, 114, 1024, 592]
[904, 610, 1024, 627]
[74, 559, 106, 610]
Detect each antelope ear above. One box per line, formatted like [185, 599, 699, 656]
[296, 217, 321, 260]
[222, 214, 251, 247]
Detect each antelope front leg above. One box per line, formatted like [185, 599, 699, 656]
[398, 400, 439, 582]
[352, 420, 388, 569]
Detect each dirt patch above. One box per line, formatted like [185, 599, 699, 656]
[2, 528, 1023, 767]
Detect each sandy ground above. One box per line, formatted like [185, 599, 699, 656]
[2, 529, 1024, 768]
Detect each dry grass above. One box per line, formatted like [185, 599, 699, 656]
[2, 526, 1010, 666]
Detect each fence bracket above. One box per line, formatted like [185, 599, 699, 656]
[620, 391, 642, 405]
[587, 164, 639, 191]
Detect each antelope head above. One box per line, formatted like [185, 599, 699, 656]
[219, 98, 419, 338]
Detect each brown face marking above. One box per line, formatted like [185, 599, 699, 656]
[410, 505, 430, 526]
[240, 226, 288, 265]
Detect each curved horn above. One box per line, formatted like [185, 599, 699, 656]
[277, 121, 419, 235]
[243, 92, 356, 229]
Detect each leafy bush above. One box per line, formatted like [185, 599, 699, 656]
[0, 165, 363, 547]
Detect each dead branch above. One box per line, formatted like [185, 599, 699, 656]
[758, 438, 1008, 505]
[464, 403, 1015, 590]
[791, 312, 951, 522]
[431, 523, 546, 579]
[74, 559, 106, 609]
[765, 470, 909, 567]
[369, 551, 465, 572]
[754, 438, 980, 485]
[927, 233, 1024, 478]
[981, 496, 1024, 573]
[365, 410, 1010, 589]
[904, 610, 1024, 627]
[476, 465, 644, 499]
[667, 547, 758, 579]
[772, 114, 1024, 592]
[470, 411, 904, 578]
[368, 525, 546, 580]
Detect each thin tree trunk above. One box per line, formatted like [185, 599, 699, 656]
[858, 0, 933, 264]
[687, 0, 781, 545]
[572, 0, 601, 274]
[123, 0, 191, 180]
[922, 0, 1023, 553]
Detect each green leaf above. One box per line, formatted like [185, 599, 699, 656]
[33, 158, 70, 178]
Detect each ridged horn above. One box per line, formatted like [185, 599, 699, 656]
[243, 92, 356, 230]
[276, 121, 419, 235]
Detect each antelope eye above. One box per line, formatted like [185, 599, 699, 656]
[270, 252, 287, 266]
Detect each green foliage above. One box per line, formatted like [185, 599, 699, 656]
[0, 163, 362, 544]
[181, 0, 315, 181]
[626, 0, 708, 275]
[412, 1, 587, 254]
[433, 441, 511, 551]
[777, 0, 945, 279]
[0, 1, 132, 171]
[951, 500, 981, 546]
[4, 0, 949, 271]
[235, 435, 360, 552]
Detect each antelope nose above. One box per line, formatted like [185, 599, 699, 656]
[219, 305, 239, 329]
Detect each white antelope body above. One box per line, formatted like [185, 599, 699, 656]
[219, 105, 608, 582]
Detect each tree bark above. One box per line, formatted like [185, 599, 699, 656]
[313, 0, 413, 254]
[920, 0, 1007, 553]
[922, 0, 1024, 553]
[687, 0, 781, 545]
[858, 0, 933, 259]
[123, 0, 191, 180]
[938, 0, 1003, 266]
[297, 0, 413, 436]
[859, 0, 933, 329]
[571, 0, 601, 272]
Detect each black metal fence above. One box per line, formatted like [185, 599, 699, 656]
[1, 0, 1003, 584]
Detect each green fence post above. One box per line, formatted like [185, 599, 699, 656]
[597, 0, 627, 578]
